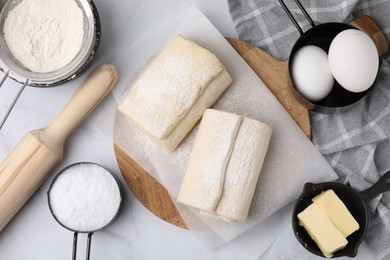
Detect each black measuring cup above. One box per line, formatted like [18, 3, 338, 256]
[47, 162, 123, 260]
[292, 171, 390, 258]
[278, 0, 378, 110]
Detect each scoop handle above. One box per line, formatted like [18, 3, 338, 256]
[44, 64, 118, 147]
[360, 171, 390, 202]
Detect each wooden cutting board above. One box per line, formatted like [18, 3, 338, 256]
[113, 16, 388, 229]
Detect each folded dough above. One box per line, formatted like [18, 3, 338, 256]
[177, 109, 272, 222]
[118, 35, 232, 151]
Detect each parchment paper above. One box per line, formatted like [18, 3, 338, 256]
[112, 6, 338, 250]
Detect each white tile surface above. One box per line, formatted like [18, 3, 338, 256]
[0, 0, 376, 259]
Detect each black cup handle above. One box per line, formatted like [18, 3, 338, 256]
[360, 171, 390, 202]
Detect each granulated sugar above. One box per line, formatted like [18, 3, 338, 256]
[48, 163, 122, 232]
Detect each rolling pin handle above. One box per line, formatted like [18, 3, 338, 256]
[45, 64, 118, 143]
[0, 78, 28, 129]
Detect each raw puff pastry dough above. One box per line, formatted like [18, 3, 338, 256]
[177, 109, 272, 222]
[117, 35, 232, 151]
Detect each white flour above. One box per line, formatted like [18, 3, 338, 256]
[4, 0, 84, 73]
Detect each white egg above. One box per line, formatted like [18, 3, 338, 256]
[291, 45, 334, 102]
[328, 29, 379, 93]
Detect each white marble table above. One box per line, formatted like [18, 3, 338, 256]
[0, 0, 378, 259]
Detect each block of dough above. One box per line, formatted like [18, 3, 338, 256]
[312, 189, 359, 237]
[298, 203, 348, 258]
[117, 35, 232, 151]
[177, 109, 272, 222]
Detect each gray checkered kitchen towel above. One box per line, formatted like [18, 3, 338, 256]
[228, 0, 390, 259]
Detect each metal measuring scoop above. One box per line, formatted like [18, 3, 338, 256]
[292, 171, 390, 258]
[0, 0, 101, 128]
[47, 162, 123, 260]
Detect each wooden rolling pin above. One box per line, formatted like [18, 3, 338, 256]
[0, 64, 118, 231]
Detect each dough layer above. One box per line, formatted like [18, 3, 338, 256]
[118, 35, 232, 151]
[177, 109, 272, 222]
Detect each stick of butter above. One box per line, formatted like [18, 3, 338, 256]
[298, 203, 348, 258]
[312, 189, 359, 237]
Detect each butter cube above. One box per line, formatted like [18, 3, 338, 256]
[312, 190, 359, 237]
[298, 203, 348, 258]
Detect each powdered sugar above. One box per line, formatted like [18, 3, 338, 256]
[177, 109, 242, 212]
[48, 163, 122, 232]
[118, 35, 223, 139]
[4, 0, 84, 73]
[214, 117, 272, 221]
[177, 109, 273, 222]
